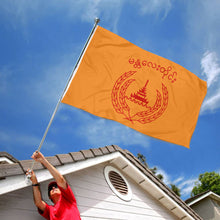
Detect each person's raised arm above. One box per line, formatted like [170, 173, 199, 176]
[31, 151, 67, 189]
[26, 169, 46, 212]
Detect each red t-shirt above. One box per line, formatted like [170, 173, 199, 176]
[39, 184, 81, 220]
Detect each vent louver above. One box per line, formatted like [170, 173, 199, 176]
[109, 171, 128, 195]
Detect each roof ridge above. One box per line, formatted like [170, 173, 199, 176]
[0, 151, 19, 163]
[185, 190, 212, 204]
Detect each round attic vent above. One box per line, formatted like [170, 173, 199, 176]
[104, 166, 132, 201]
[109, 170, 128, 195]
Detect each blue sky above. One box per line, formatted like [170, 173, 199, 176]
[0, 0, 220, 200]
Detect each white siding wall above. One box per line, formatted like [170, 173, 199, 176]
[191, 198, 220, 220]
[0, 162, 179, 220]
[0, 186, 43, 220]
[66, 162, 178, 220]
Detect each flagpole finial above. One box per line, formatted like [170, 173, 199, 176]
[94, 17, 100, 24]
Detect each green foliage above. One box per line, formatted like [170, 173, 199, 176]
[156, 173, 164, 181]
[137, 153, 164, 180]
[150, 166, 157, 174]
[137, 153, 148, 168]
[170, 184, 181, 197]
[137, 153, 180, 197]
[150, 167, 164, 181]
[191, 171, 220, 197]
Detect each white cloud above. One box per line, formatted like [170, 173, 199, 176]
[202, 91, 220, 113]
[184, 1, 220, 114]
[0, 0, 123, 29]
[0, 129, 57, 150]
[136, 0, 172, 19]
[173, 176, 184, 185]
[153, 167, 198, 198]
[177, 169, 220, 198]
[154, 168, 220, 199]
[77, 117, 150, 147]
[0, 0, 173, 32]
[201, 51, 220, 88]
[154, 167, 171, 185]
[78, 0, 123, 24]
[200, 51, 220, 113]
[178, 178, 197, 197]
[186, 1, 220, 48]
[58, 108, 151, 148]
[33, 58, 72, 103]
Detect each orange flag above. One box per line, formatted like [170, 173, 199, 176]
[62, 26, 207, 148]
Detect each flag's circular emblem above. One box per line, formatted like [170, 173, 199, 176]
[111, 71, 168, 124]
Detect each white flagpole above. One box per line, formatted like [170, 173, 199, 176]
[27, 18, 100, 180]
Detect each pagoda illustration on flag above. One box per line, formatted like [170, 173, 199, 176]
[111, 70, 169, 124]
[128, 80, 150, 108]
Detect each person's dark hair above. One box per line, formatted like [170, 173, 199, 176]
[48, 181, 58, 198]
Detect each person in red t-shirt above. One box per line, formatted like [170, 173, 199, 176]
[26, 151, 81, 220]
